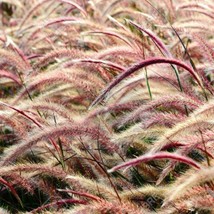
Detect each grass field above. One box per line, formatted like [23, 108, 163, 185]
[0, 0, 214, 213]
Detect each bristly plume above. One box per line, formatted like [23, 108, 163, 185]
[108, 152, 201, 173]
[90, 57, 203, 108]
[0, 123, 119, 166]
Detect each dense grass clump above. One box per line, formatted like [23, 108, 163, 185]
[0, 0, 214, 213]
